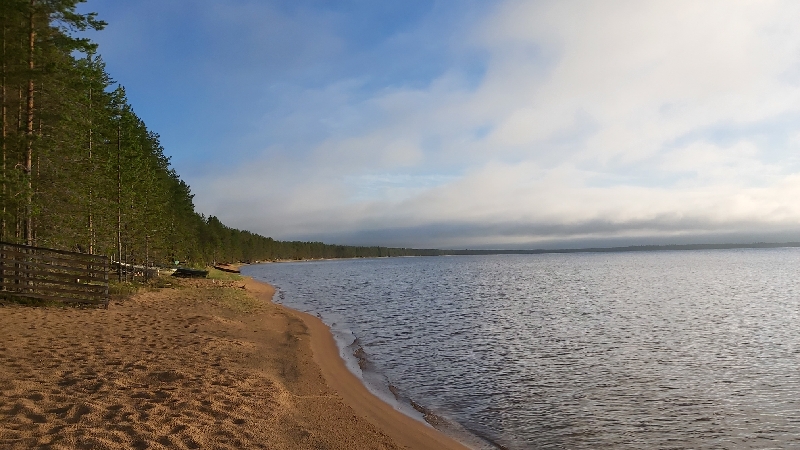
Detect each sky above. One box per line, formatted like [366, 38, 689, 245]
[77, 0, 800, 249]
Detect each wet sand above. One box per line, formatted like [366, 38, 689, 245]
[0, 276, 468, 449]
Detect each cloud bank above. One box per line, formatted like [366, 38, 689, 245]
[115, 0, 800, 248]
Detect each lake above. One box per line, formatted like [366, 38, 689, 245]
[242, 249, 800, 449]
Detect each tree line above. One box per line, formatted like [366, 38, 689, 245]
[0, 0, 440, 267]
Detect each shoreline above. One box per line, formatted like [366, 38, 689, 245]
[243, 276, 472, 450]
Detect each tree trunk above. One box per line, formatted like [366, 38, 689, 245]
[1, 11, 6, 241]
[145, 233, 149, 281]
[88, 86, 93, 254]
[117, 124, 122, 281]
[25, 0, 35, 246]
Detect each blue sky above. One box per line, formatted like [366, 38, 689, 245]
[79, 0, 800, 248]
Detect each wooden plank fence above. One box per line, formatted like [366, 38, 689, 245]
[0, 241, 109, 307]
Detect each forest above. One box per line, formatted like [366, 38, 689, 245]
[0, 0, 437, 267]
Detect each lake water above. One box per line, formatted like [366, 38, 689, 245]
[242, 249, 800, 449]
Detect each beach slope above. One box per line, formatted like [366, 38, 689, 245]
[0, 278, 416, 449]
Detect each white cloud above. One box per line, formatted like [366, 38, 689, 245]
[193, 0, 800, 247]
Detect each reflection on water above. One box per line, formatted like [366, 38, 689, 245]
[243, 249, 800, 449]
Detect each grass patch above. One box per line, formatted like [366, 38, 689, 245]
[109, 280, 143, 298]
[206, 267, 243, 281]
[0, 293, 66, 307]
[109, 275, 180, 300]
[148, 276, 177, 289]
[208, 286, 261, 313]
[0, 293, 107, 308]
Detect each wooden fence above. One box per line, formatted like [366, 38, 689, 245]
[0, 241, 109, 307]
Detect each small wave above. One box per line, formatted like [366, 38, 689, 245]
[387, 383, 401, 401]
[410, 399, 448, 427]
[348, 338, 371, 371]
[353, 347, 369, 370]
[409, 398, 503, 450]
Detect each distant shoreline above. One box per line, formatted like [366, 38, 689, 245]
[239, 241, 800, 264]
[439, 241, 800, 256]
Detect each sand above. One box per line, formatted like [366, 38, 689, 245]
[0, 276, 469, 450]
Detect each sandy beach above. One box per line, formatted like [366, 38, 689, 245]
[0, 275, 468, 449]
